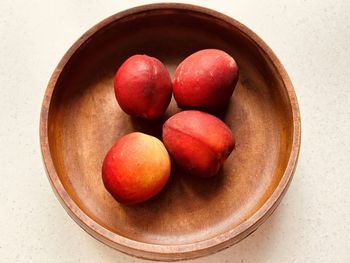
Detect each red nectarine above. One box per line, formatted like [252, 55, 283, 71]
[163, 110, 235, 177]
[102, 132, 171, 204]
[173, 49, 239, 112]
[114, 55, 172, 119]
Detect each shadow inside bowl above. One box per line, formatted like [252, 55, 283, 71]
[129, 116, 166, 140]
[119, 165, 227, 242]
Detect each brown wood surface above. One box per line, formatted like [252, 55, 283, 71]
[40, 3, 301, 261]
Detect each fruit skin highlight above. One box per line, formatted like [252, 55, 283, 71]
[114, 55, 172, 120]
[173, 49, 239, 112]
[162, 110, 235, 177]
[102, 132, 171, 205]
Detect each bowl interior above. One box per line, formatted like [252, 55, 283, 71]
[47, 10, 294, 246]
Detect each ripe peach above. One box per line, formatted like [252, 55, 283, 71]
[114, 55, 172, 119]
[163, 110, 235, 177]
[173, 49, 239, 112]
[102, 132, 171, 205]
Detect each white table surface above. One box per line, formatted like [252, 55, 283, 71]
[1, 0, 350, 262]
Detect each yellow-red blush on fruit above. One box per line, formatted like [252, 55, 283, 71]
[102, 132, 171, 205]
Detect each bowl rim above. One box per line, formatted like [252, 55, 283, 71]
[39, 3, 301, 261]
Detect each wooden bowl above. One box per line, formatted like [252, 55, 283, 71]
[40, 3, 301, 261]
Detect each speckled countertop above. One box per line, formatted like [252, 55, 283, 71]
[1, 1, 349, 262]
